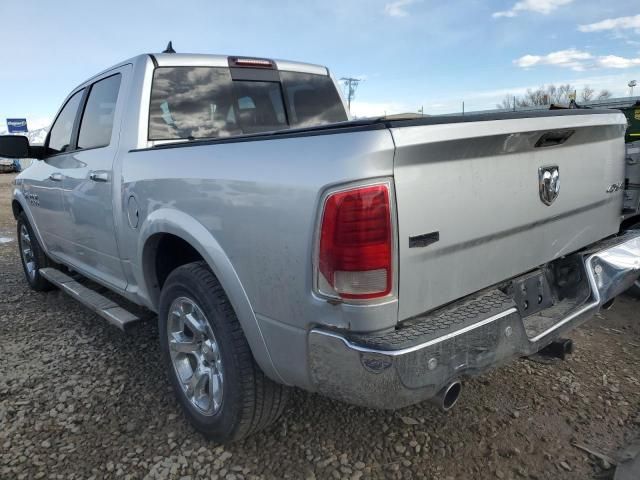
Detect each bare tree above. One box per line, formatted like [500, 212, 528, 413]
[497, 95, 515, 110]
[556, 84, 574, 104]
[581, 85, 595, 102]
[597, 89, 612, 100]
[496, 84, 613, 110]
[523, 87, 548, 106]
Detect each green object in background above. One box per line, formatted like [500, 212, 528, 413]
[622, 104, 640, 143]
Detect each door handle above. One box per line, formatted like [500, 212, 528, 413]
[49, 172, 63, 182]
[89, 171, 109, 183]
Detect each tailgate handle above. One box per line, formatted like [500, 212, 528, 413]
[535, 129, 574, 148]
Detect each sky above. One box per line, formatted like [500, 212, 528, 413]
[1, 0, 640, 128]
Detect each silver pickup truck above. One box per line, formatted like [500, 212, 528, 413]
[3, 52, 640, 443]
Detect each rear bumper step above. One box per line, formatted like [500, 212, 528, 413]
[308, 232, 640, 410]
[39, 268, 140, 331]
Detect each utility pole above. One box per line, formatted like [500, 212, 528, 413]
[340, 77, 361, 112]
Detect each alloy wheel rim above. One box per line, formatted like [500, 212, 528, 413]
[19, 224, 37, 281]
[167, 296, 224, 416]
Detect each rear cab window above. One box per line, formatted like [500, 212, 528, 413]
[148, 66, 347, 141]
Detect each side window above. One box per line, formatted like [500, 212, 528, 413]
[77, 74, 122, 149]
[47, 90, 84, 155]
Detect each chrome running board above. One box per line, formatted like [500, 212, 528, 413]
[40, 267, 140, 331]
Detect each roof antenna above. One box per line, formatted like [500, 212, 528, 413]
[162, 41, 176, 54]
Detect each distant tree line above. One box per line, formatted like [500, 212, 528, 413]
[497, 84, 613, 110]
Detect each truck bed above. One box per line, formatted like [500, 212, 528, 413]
[141, 108, 627, 322]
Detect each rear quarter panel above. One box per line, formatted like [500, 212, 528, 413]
[120, 129, 395, 387]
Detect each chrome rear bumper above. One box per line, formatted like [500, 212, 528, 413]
[308, 232, 640, 409]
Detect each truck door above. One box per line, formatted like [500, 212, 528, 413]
[56, 67, 129, 290]
[25, 89, 85, 256]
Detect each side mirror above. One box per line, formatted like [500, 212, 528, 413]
[0, 135, 30, 158]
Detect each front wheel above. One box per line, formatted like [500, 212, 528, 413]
[158, 261, 288, 442]
[17, 212, 53, 291]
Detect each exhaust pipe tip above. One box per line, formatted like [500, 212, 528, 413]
[432, 380, 462, 411]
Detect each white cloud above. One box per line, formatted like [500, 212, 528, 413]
[25, 116, 51, 131]
[596, 55, 640, 69]
[493, 0, 573, 18]
[384, 0, 417, 17]
[349, 101, 413, 118]
[578, 14, 640, 33]
[514, 48, 640, 70]
[514, 49, 592, 71]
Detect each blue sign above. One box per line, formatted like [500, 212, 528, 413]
[7, 118, 28, 133]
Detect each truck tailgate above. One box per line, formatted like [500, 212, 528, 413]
[391, 111, 627, 320]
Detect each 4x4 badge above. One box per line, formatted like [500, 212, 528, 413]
[538, 166, 560, 206]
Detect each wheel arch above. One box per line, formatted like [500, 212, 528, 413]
[11, 190, 50, 258]
[12, 198, 24, 220]
[137, 208, 285, 384]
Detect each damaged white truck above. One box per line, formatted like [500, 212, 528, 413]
[3, 52, 640, 443]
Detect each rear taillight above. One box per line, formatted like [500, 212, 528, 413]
[316, 183, 393, 300]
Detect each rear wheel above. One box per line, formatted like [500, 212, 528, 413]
[627, 279, 640, 298]
[17, 212, 53, 291]
[158, 261, 288, 442]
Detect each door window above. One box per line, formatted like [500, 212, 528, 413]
[47, 90, 84, 155]
[77, 74, 122, 149]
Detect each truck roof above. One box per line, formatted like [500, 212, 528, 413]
[76, 53, 330, 91]
[151, 53, 329, 76]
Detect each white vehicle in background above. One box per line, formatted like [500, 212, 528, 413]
[0, 157, 20, 173]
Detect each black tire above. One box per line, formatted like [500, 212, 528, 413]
[158, 261, 288, 442]
[627, 281, 640, 298]
[17, 212, 54, 291]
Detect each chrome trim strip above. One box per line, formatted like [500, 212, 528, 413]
[310, 307, 518, 357]
[528, 299, 598, 343]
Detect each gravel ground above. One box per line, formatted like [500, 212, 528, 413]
[1, 172, 639, 480]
